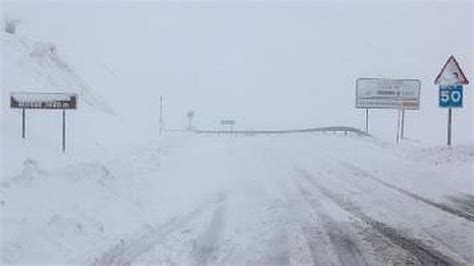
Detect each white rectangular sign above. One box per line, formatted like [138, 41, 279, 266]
[356, 78, 421, 109]
[221, 120, 236, 125]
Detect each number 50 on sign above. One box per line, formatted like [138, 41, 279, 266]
[439, 85, 463, 108]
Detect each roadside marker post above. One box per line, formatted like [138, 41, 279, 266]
[434, 56, 469, 146]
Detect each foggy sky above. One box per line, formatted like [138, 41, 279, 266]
[2, 1, 473, 144]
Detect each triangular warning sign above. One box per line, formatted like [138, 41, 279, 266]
[434, 56, 469, 85]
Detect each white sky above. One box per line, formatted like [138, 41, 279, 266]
[2, 1, 473, 144]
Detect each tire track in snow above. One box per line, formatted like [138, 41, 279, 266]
[340, 161, 474, 223]
[192, 194, 227, 266]
[253, 182, 292, 266]
[294, 180, 368, 266]
[265, 229, 290, 266]
[445, 194, 474, 217]
[294, 178, 420, 265]
[92, 202, 210, 266]
[297, 169, 463, 266]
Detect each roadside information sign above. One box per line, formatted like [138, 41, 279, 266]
[10, 91, 78, 152]
[10, 92, 77, 109]
[356, 78, 421, 110]
[355, 78, 421, 140]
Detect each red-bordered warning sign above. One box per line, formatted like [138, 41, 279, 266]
[434, 55, 469, 85]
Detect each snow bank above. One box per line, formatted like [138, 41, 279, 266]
[406, 144, 474, 166]
[1, 139, 166, 264]
[0, 135, 240, 264]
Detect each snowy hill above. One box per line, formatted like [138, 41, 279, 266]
[1, 31, 113, 114]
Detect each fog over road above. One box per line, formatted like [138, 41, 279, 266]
[90, 134, 473, 266]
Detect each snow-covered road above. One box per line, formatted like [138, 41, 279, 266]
[92, 134, 473, 266]
[2, 134, 473, 265]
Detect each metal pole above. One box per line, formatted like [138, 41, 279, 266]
[22, 108, 26, 139]
[365, 108, 369, 133]
[394, 80, 401, 144]
[62, 109, 66, 153]
[400, 108, 405, 139]
[447, 108, 452, 146]
[396, 108, 401, 144]
[159, 96, 163, 136]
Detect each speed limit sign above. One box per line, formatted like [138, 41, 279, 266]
[439, 85, 463, 108]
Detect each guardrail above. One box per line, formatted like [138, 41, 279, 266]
[193, 126, 370, 136]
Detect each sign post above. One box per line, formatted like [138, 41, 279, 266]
[396, 108, 402, 144]
[220, 120, 236, 135]
[159, 96, 164, 136]
[400, 108, 406, 139]
[187, 110, 195, 131]
[365, 108, 369, 133]
[434, 56, 469, 146]
[62, 109, 66, 152]
[447, 108, 452, 146]
[22, 108, 26, 139]
[10, 92, 77, 152]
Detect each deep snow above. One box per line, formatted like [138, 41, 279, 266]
[1, 133, 473, 265]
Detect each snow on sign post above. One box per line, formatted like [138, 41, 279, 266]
[10, 92, 77, 152]
[434, 55, 469, 146]
[355, 78, 421, 141]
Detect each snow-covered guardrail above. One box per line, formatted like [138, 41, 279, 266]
[193, 126, 370, 136]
